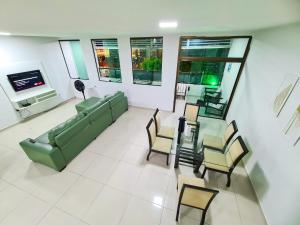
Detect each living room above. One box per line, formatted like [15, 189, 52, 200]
[0, 1, 300, 225]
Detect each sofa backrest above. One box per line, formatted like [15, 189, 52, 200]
[109, 92, 124, 105]
[54, 115, 90, 148]
[48, 112, 85, 146]
[88, 101, 112, 123]
[106, 92, 128, 121]
[105, 91, 123, 100]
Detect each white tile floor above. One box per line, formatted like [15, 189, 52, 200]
[0, 98, 268, 225]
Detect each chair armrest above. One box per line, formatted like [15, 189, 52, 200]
[20, 139, 66, 171]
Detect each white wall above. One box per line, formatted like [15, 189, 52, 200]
[0, 34, 179, 130]
[227, 23, 300, 225]
[0, 36, 74, 130]
[72, 35, 179, 111]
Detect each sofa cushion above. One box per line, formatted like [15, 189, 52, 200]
[55, 116, 90, 149]
[48, 112, 85, 145]
[81, 100, 106, 115]
[104, 91, 124, 102]
[110, 93, 123, 106]
[89, 102, 111, 122]
[75, 97, 102, 113]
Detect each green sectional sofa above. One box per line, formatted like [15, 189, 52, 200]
[20, 91, 128, 171]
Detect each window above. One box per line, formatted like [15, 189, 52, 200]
[180, 39, 231, 58]
[91, 39, 122, 83]
[180, 38, 248, 58]
[130, 37, 163, 86]
[59, 40, 89, 80]
[179, 61, 227, 85]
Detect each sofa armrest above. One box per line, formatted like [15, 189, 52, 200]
[20, 139, 67, 171]
[124, 96, 128, 110]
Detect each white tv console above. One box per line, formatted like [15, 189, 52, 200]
[10, 88, 61, 119]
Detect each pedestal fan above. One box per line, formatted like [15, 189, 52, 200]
[74, 80, 86, 100]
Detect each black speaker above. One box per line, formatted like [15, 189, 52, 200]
[74, 80, 86, 100]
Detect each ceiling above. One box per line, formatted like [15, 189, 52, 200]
[0, 0, 300, 37]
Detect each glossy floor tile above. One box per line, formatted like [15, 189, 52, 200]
[0, 98, 267, 225]
[55, 177, 104, 218]
[119, 197, 163, 225]
[38, 208, 86, 225]
[82, 186, 131, 225]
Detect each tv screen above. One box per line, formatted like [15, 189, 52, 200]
[7, 70, 45, 92]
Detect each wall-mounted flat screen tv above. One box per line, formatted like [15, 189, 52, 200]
[7, 70, 45, 92]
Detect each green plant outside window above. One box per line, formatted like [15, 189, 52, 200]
[131, 37, 163, 86]
[178, 61, 225, 86]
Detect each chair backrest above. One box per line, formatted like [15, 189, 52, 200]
[146, 118, 156, 148]
[153, 108, 161, 134]
[177, 83, 187, 93]
[223, 120, 238, 146]
[225, 136, 249, 170]
[184, 103, 200, 122]
[180, 184, 219, 210]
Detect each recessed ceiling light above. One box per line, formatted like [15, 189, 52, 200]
[159, 21, 178, 28]
[0, 32, 11, 36]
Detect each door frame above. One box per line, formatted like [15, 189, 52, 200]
[172, 35, 252, 120]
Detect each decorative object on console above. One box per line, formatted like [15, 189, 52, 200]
[74, 79, 86, 100]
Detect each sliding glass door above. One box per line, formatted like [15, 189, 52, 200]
[174, 37, 251, 119]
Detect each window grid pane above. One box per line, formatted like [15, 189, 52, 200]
[131, 37, 163, 86]
[92, 39, 122, 83]
[59, 40, 89, 80]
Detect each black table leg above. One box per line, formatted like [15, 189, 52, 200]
[193, 151, 204, 173]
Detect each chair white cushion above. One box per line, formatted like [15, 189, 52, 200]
[178, 175, 213, 209]
[158, 126, 175, 139]
[203, 134, 224, 150]
[203, 149, 229, 172]
[152, 137, 172, 154]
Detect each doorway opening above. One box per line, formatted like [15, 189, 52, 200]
[173, 36, 252, 120]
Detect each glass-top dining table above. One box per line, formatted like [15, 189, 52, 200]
[174, 116, 204, 173]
